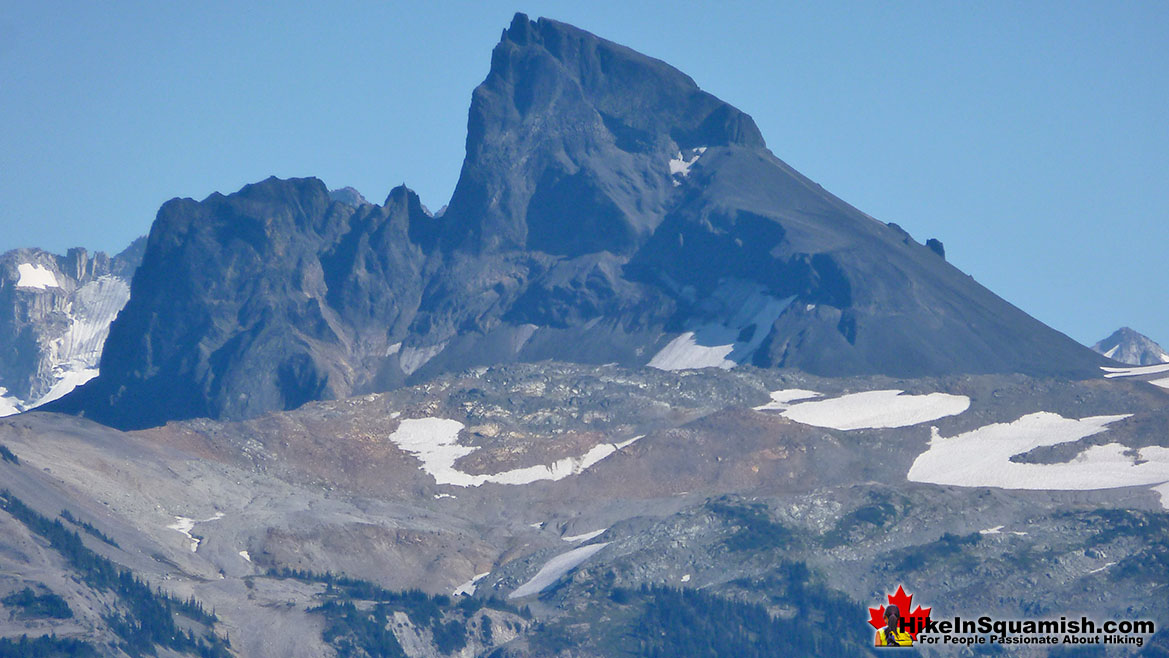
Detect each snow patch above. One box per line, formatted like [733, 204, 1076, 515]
[387, 418, 480, 486]
[387, 418, 642, 487]
[0, 387, 22, 417]
[780, 390, 970, 430]
[681, 574, 691, 583]
[239, 550, 251, 562]
[648, 279, 793, 371]
[668, 147, 707, 184]
[562, 529, 607, 543]
[166, 512, 224, 552]
[167, 517, 200, 552]
[753, 389, 822, 411]
[24, 275, 130, 408]
[399, 342, 446, 376]
[1153, 482, 1169, 510]
[908, 413, 1169, 505]
[1103, 345, 1120, 359]
[1147, 377, 1169, 391]
[454, 572, 490, 596]
[648, 333, 735, 370]
[485, 443, 616, 485]
[15, 263, 59, 290]
[1101, 363, 1169, 378]
[509, 543, 609, 599]
[32, 368, 98, 407]
[513, 324, 538, 354]
[977, 526, 1028, 537]
[57, 277, 130, 366]
[1088, 562, 1115, 574]
[614, 435, 643, 449]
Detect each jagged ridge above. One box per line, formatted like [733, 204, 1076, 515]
[47, 13, 1107, 429]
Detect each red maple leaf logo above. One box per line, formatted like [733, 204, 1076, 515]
[867, 585, 932, 640]
[867, 605, 887, 629]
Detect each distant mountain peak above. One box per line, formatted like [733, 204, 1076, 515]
[43, 15, 1107, 429]
[0, 240, 144, 414]
[329, 186, 370, 208]
[1092, 327, 1169, 365]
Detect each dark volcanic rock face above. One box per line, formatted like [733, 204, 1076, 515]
[442, 13, 763, 256]
[49, 179, 432, 428]
[49, 13, 1106, 429]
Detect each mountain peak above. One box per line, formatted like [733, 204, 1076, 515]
[1092, 327, 1169, 365]
[446, 14, 765, 255]
[329, 186, 369, 208]
[503, 11, 534, 44]
[43, 15, 1107, 429]
[490, 14, 764, 151]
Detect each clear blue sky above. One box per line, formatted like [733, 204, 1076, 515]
[2, 2, 1167, 348]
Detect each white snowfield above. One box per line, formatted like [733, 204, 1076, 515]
[752, 389, 822, 411]
[978, 526, 1027, 536]
[1154, 483, 1169, 509]
[32, 368, 98, 407]
[453, 572, 490, 596]
[46, 276, 130, 370]
[649, 333, 736, 370]
[387, 417, 643, 487]
[399, 341, 447, 376]
[509, 542, 609, 599]
[907, 412, 1169, 509]
[668, 147, 707, 184]
[562, 528, 607, 543]
[512, 323, 538, 354]
[34, 276, 130, 407]
[166, 512, 225, 552]
[15, 263, 60, 289]
[0, 387, 21, 417]
[775, 389, 970, 430]
[1148, 377, 1169, 391]
[1101, 363, 1169, 378]
[648, 279, 793, 371]
[0, 274, 131, 415]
